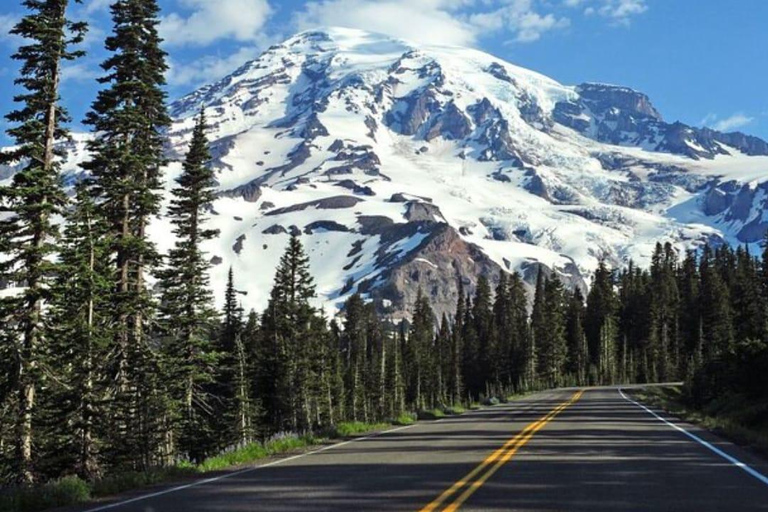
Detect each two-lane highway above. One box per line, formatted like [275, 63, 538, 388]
[76, 388, 768, 511]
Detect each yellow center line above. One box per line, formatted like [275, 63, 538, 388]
[419, 389, 584, 512]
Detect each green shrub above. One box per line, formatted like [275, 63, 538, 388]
[393, 412, 417, 425]
[442, 405, 466, 415]
[197, 433, 317, 473]
[1, 475, 91, 512]
[332, 422, 390, 437]
[417, 408, 446, 420]
[91, 467, 195, 498]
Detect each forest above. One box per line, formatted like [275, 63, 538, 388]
[1, 0, 767, 498]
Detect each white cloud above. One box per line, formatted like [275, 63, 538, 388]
[569, 0, 647, 25]
[296, 0, 569, 46]
[82, 0, 113, 15]
[61, 61, 100, 84]
[295, 0, 478, 46]
[482, 0, 570, 43]
[160, 0, 273, 47]
[701, 112, 754, 133]
[0, 14, 19, 43]
[167, 46, 263, 88]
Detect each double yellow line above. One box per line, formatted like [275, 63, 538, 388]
[419, 389, 585, 512]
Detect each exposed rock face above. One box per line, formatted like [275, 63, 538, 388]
[265, 196, 363, 216]
[304, 220, 351, 234]
[366, 223, 505, 320]
[578, 82, 663, 121]
[404, 201, 446, 223]
[701, 181, 768, 242]
[555, 83, 768, 159]
[367, 223, 584, 320]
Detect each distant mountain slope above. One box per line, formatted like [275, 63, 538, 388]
[3, 27, 768, 318]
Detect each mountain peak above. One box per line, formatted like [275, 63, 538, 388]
[6, 28, 768, 318]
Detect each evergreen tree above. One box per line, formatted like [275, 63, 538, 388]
[529, 270, 546, 387]
[537, 275, 568, 387]
[0, 0, 86, 482]
[258, 235, 317, 432]
[565, 288, 588, 385]
[472, 276, 494, 396]
[586, 261, 619, 384]
[156, 110, 220, 462]
[448, 279, 465, 404]
[44, 181, 110, 480]
[408, 290, 435, 410]
[507, 272, 530, 392]
[82, 0, 170, 471]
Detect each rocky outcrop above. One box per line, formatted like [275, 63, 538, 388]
[555, 84, 768, 159]
[364, 223, 504, 319]
[265, 196, 363, 216]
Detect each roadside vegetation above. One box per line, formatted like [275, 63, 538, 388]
[1, 0, 768, 510]
[634, 385, 768, 458]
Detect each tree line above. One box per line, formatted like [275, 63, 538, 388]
[1, 0, 767, 491]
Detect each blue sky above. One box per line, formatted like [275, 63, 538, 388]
[1, 0, 767, 146]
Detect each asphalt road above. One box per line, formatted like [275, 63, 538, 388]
[76, 387, 768, 512]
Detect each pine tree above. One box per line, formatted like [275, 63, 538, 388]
[81, 0, 170, 471]
[529, 269, 546, 388]
[538, 275, 568, 387]
[258, 235, 317, 432]
[0, 0, 86, 482]
[42, 181, 111, 479]
[565, 288, 588, 386]
[408, 289, 435, 410]
[472, 276, 494, 396]
[156, 110, 220, 462]
[507, 272, 530, 392]
[586, 261, 619, 385]
[448, 279, 465, 404]
[436, 314, 452, 406]
[342, 294, 367, 422]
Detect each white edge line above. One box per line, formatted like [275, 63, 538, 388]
[81, 424, 417, 512]
[618, 388, 768, 487]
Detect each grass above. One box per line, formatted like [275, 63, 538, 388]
[632, 385, 768, 459]
[91, 466, 197, 498]
[392, 412, 417, 425]
[0, 476, 91, 512]
[442, 404, 466, 415]
[417, 408, 446, 420]
[196, 433, 319, 473]
[329, 421, 392, 438]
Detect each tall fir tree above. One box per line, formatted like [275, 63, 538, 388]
[258, 235, 317, 432]
[43, 181, 111, 480]
[408, 289, 435, 410]
[156, 110, 220, 462]
[537, 275, 568, 388]
[82, 0, 171, 470]
[586, 261, 619, 384]
[0, 0, 85, 482]
[565, 288, 589, 386]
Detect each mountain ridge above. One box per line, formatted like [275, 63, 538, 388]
[2, 27, 768, 318]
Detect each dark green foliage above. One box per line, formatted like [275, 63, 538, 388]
[42, 182, 111, 480]
[257, 235, 319, 433]
[0, 0, 86, 484]
[156, 111, 220, 463]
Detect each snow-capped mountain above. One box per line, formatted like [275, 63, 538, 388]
[3, 27, 768, 318]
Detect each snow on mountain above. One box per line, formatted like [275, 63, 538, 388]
[3, 27, 768, 318]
